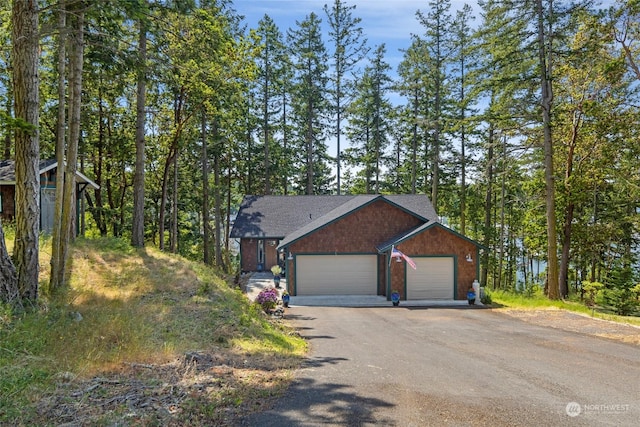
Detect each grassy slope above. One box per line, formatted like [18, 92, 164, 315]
[0, 236, 306, 425]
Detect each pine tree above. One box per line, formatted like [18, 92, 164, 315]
[416, 0, 453, 213]
[253, 15, 288, 195]
[344, 45, 392, 194]
[287, 13, 331, 194]
[324, 0, 368, 194]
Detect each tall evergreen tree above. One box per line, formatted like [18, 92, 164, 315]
[253, 15, 288, 195]
[416, 0, 453, 213]
[287, 13, 331, 194]
[344, 44, 392, 194]
[324, 0, 368, 194]
[449, 4, 477, 235]
[396, 36, 433, 194]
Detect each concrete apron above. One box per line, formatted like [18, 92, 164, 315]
[245, 272, 482, 308]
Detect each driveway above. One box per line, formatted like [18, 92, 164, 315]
[241, 306, 640, 426]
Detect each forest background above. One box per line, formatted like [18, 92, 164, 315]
[1, 0, 639, 312]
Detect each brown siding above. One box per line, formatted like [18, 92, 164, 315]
[377, 254, 387, 295]
[0, 185, 15, 221]
[264, 239, 280, 272]
[240, 239, 257, 272]
[389, 225, 479, 300]
[286, 200, 423, 295]
[240, 238, 281, 273]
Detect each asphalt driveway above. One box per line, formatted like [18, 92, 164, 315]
[241, 306, 640, 426]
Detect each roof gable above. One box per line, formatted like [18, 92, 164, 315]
[376, 221, 487, 252]
[0, 159, 99, 189]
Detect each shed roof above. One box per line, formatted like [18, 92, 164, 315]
[0, 159, 99, 189]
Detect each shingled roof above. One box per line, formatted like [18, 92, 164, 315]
[0, 159, 56, 183]
[0, 159, 99, 189]
[230, 194, 438, 242]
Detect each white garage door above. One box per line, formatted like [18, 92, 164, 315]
[296, 255, 378, 295]
[407, 257, 454, 300]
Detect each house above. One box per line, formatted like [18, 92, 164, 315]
[230, 194, 484, 301]
[0, 159, 99, 234]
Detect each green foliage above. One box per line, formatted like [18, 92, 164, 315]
[603, 287, 639, 316]
[581, 280, 604, 306]
[270, 264, 282, 276]
[600, 264, 640, 315]
[480, 289, 492, 305]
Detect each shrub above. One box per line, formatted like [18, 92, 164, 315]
[270, 265, 282, 276]
[481, 289, 492, 305]
[581, 281, 604, 307]
[604, 288, 639, 316]
[255, 287, 279, 313]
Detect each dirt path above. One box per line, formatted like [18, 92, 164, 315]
[497, 308, 640, 345]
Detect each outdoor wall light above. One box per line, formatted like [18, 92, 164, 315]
[466, 253, 473, 262]
[288, 252, 293, 260]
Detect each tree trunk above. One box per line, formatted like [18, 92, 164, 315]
[2, 94, 11, 159]
[481, 124, 494, 288]
[497, 136, 506, 289]
[536, 0, 560, 299]
[411, 88, 418, 194]
[160, 87, 189, 251]
[214, 133, 222, 268]
[559, 110, 581, 298]
[282, 89, 289, 195]
[0, 222, 21, 310]
[306, 102, 314, 195]
[131, 16, 147, 248]
[202, 112, 211, 265]
[170, 150, 178, 253]
[12, 0, 40, 303]
[57, 4, 84, 287]
[263, 48, 271, 195]
[50, 0, 66, 292]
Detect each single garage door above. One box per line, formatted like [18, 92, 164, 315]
[296, 254, 377, 295]
[407, 257, 454, 300]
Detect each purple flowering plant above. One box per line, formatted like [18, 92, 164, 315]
[256, 287, 279, 312]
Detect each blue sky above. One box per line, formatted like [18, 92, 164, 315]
[235, 0, 476, 80]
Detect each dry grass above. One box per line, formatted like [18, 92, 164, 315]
[0, 235, 307, 425]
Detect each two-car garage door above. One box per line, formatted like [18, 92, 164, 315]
[295, 254, 455, 299]
[296, 255, 377, 295]
[407, 257, 454, 300]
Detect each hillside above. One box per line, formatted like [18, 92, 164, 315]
[0, 237, 306, 425]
